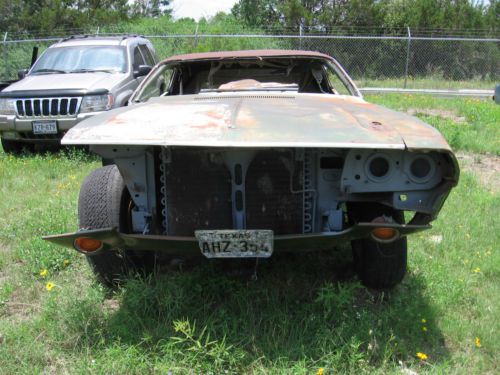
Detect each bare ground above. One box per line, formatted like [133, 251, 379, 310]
[407, 108, 466, 123]
[456, 151, 500, 193]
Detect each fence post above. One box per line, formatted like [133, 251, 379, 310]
[404, 26, 411, 89]
[2, 32, 7, 81]
[193, 22, 199, 48]
[299, 24, 303, 49]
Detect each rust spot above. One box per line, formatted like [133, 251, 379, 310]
[370, 121, 386, 131]
[190, 121, 222, 129]
[106, 115, 128, 125]
[205, 110, 224, 119]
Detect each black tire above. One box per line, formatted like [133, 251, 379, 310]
[1, 138, 24, 154]
[349, 204, 407, 289]
[78, 165, 138, 287]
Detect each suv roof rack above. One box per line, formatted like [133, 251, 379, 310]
[59, 34, 145, 43]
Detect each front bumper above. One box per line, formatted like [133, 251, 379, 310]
[43, 222, 430, 255]
[0, 112, 103, 142]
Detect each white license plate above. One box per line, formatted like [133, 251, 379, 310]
[195, 230, 273, 258]
[32, 121, 57, 135]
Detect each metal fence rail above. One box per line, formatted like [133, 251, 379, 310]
[1, 28, 498, 90]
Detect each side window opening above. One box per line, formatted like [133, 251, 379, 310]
[135, 65, 175, 102]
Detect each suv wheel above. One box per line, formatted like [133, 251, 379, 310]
[78, 165, 155, 287]
[349, 203, 407, 289]
[1, 138, 29, 154]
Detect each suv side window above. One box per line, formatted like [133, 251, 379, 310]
[139, 44, 155, 66]
[133, 46, 146, 69]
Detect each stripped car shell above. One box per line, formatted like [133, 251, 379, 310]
[44, 50, 459, 288]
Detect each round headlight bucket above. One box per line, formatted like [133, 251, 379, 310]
[408, 154, 436, 183]
[365, 153, 394, 182]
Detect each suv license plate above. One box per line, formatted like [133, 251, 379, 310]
[195, 230, 273, 258]
[32, 120, 57, 135]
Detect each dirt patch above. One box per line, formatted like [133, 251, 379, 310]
[103, 298, 120, 314]
[407, 108, 466, 123]
[456, 152, 500, 192]
[3, 289, 40, 320]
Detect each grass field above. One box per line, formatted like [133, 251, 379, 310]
[0, 95, 498, 374]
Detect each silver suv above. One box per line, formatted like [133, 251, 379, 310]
[0, 35, 157, 153]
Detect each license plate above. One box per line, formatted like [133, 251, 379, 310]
[195, 230, 273, 258]
[32, 120, 57, 135]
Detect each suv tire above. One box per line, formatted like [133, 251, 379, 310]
[1, 138, 26, 154]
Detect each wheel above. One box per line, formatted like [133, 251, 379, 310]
[78, 165, 151, 287]
[1, 137, 25, 154]
[349, 203, 407, 289]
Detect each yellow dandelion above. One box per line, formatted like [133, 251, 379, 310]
[422, 326, 428, 332]
[39, 269, 48, 277]
[473, 267, 481, 273]
[46, 282, 55, 291]
[316, 368, 324, 375]
[421, 318, 427, 323]
[416, 352, 428, 361]
[63, 259, 70, 267]
[475, 337, 481, 348]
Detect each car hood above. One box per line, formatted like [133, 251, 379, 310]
[2, 72, 127, 94]
[62, 93, 452, 151]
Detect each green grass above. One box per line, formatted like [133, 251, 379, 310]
[358, 77, 496, 90]
[367, 94, 500, 155]
[0, 96, 499, 373]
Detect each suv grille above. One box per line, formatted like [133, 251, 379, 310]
[15, 97, 82, 118]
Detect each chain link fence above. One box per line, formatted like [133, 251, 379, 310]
[1, 28, 498, 90]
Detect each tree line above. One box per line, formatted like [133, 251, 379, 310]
[0, 0, 171, 33]
[231, 0, 498, 34]
[1, 0, 497, 35]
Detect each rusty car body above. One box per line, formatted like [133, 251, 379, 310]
[45, 50, 459, 288]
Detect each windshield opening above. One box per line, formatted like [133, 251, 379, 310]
[134, 57, 355, 103]
[30, 46, 128, 74]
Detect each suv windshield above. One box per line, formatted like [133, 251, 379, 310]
[30, 46, 128, 74]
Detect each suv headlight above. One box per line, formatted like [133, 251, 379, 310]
[0, 98, 16, 115]
[80, 94, 114, 113]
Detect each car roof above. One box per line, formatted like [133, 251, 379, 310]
[160, 50, 334, 64]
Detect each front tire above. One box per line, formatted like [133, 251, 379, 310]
[349, 204, 407, 289]
[1, 138, 28, 154]
[78, 165, 138, 287]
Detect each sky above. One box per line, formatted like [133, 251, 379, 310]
[171, 0, 239, 20]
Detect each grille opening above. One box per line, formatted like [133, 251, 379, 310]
[69, 98, 78, 114]
[51, 100, 58, 115]
[33, 100, 41, 116]
[320, 156, 343, 169]
[16, 101, 24, 116]
[60, 99, 68, 115]
[25, 101, 33, 116]
[42, 99, 50, 115]
[245, 151, 303, 234]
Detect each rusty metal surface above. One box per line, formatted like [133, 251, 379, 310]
[43, 222, 430, 254]
[62, 92, 451, 151]
[159, 49, 334, 64]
